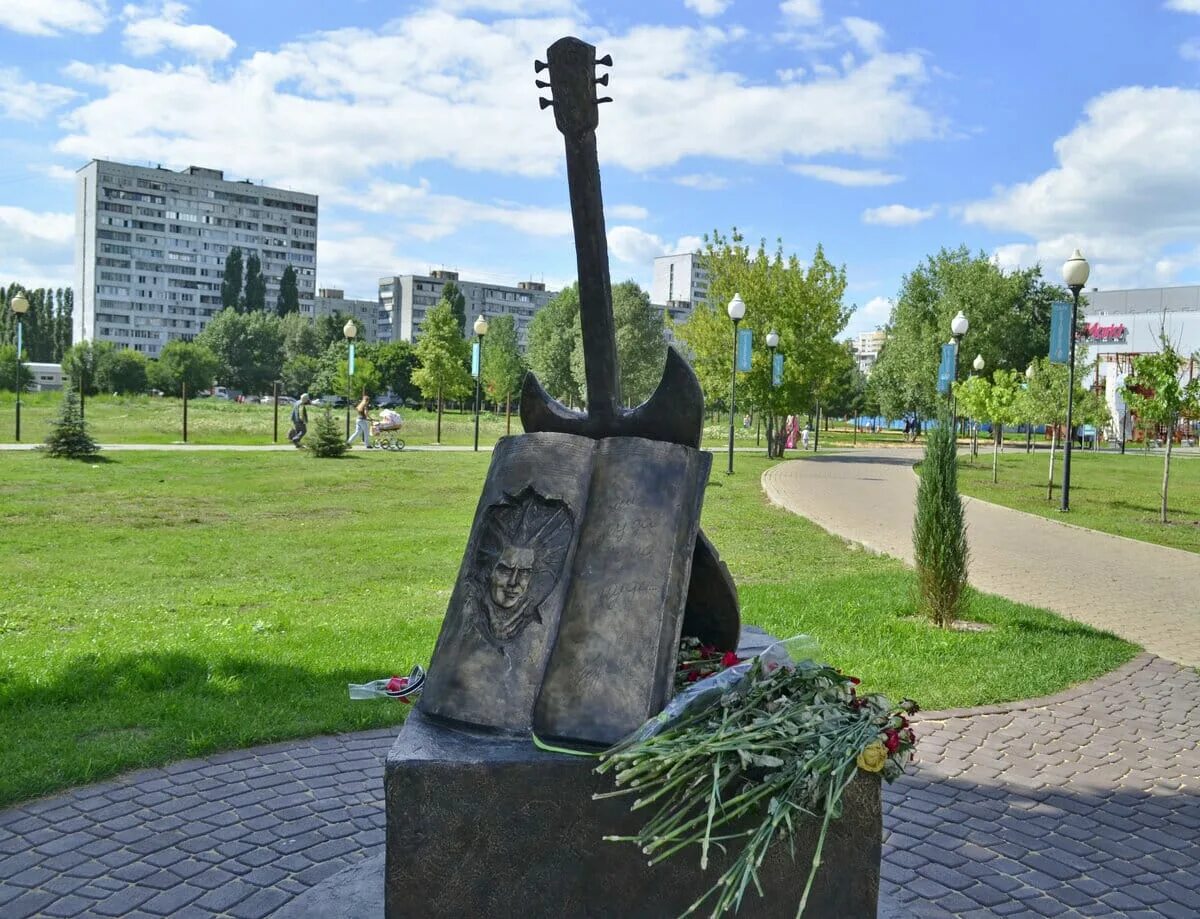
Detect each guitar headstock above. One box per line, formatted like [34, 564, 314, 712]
[535, 37, 612, 138]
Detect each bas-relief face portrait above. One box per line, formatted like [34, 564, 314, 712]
[471, 487, 573, 650]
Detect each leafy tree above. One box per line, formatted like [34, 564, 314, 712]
[1122, 337, 1200, 523]
[912, 408, 969, 627]
[480, 313, 526, 433]
[315, 311, 348, 350]
[149, 340, 220, 397]
[412, 301, 472, 443]
[280, 312, 321, 362]
[374, 340, 420, 403]
[953, 373, 991, 462]
[276, 265, 300, 316]
[243, 253, 267, 312]
[97, 348, 149, 394]
[442, 280, 467, 334]
[282, 354, 321, 396]
[332, 354, 383, 403]
[1024, 356, 1106, 500]
[307, 406, 348, 458]
[196, 308, 284, 394]
[871, 247, 1068, 423]
[568, 280, 666, 407]
[221, 247, 244, 312]
[62, 341, 113, 396]
[677, 231, 849, 432]
[0, 344, 33, 391]
[526, 284, 582, 407]
[44, 386, 98, 459]
[981, 370, 1023, 483]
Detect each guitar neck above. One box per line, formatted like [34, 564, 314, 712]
[563, 129, 621, 420]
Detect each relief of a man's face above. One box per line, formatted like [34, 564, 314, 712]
[490, 547, 535, 609]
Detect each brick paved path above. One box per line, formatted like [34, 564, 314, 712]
[2, 654, 1197, 917]
[762, 449, 1200, 666]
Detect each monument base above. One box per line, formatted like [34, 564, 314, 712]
[385, 706, 881, 918]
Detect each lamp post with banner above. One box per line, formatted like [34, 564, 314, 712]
[10, 292, 29, 441]
[726, 293, 746, 474]
[1060, 250, 1090, 512]
[472, 314, 488, 452]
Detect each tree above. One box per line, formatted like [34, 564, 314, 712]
[527, 284, 582, 407]
[97, 348, 149, 395]
[276, 265, 300, 316]
[44, 386, 98, 459]
[221, 247, 244, 312]
[871, 247, 1068, 424]
[442, 280, 467, 334]
[307, 406, 348, 458]
[282, 355, 321, 396]
[412, 301, 472, 443]
[953, 373, 991, 462]
[1024, 356, 1105, 500]
[150, 340, 220, 397]
[677, 230, 849, 431]
[374, 340, 420, 403]
[567, 280, 666, 407]
[62, 341, 113, 396]
[0, 345, 33, 391]
[480, 313, 526, 433]
[1122, 337, 1200, 524]
[243, 253, 267, 312]
[315, 311, 348, 350]
[980, 370, 1022, 483]
[912, 408, 969, 627]
[196, 308, 284, 394]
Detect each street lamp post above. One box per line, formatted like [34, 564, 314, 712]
[972, 353, 985, 457]
[473, 314, 488, 452]
[10, 292, 29, 442]
[1025, 363, 1036, 453]
[343, 319, 358, 439]
[766, 329, 779, 457]
[950, 310, 968, 438]
[1060, 249, 1090, 512]
[726, 294, 746, 474]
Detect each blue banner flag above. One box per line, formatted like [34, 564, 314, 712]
[1049, 301, 1071, 364]
[736, 328, 753, 372]
[15, 322, 21, 359]
[471, 341, 481, 378]
[348, 342, 356, 376]
[937, 342, 957, 395]
[772, 352, 784, 387]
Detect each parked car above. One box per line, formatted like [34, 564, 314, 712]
[375, 396, 401, 409]
[315, 395, 348, 408]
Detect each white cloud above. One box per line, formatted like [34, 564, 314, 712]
[673, 235, 704, 254]
[791, 163, 902, 186]
[962, 86, 1200, 288]
[780, 0, 821, 24]
[0, 0, 107, 36]
[842, 17, 884, 54]
[0, 68, 79, 120]
[1166, 0, 1200, 12]
[431, 0, 577, 12]
[685, 0, 731, 16]
[608, 226, 669, 264]
[862, 203, 935, 226]
[32, 164, 79, 182]
[860, 295, 892, 321]
[609, 204, 649, 220]
[122, 2, 235, 61]
[674, 173, 729, 190]
[0, 206, 75, 289]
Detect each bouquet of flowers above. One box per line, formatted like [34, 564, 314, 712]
[595, 638, 916, 918]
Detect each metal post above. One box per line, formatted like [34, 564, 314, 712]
[473, 332, 484, 452]
[272, 381, 279, 443]
[768, 344, 777, 458]
[182, 381, 188, 443]
[813, 402, 820, 452]
[13, 319, 21, 442]
[1061, 286, 1081, 511]
[727, 317, 739, 474]
[950, 338, 961, 434]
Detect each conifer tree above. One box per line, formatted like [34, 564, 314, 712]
[307, 405, 348, 457]
[221, 247, 244, 312]
[44, 386, 99, 459]
[243, 253, 267, 312]
[912, 409, 969, 627]
[276, 265, 300, 315]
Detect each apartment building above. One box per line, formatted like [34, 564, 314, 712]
[75, 160, 318, 355]
[650, 252, 709, 324]
[307, 288, 380, 342]
[377, 270, 556, 347]
[852, 330, 887, 375]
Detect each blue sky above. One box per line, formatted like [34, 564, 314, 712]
[3, 0, 1200, 338]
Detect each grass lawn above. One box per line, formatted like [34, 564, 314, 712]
[955, 447, 1200, 553]
[0, 450, 1135, 806]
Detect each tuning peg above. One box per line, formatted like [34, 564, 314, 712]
[539, 97, 554, 110]
[534, 60, 547, 73]
[596, 54, 613, 66]
[595, 74, 609, 86]
[535, 79, 550, 89]
[596, 96, 613, 104]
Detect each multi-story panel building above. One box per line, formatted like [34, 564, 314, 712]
[852, 330, 887, 375]
[377, 270, 556, 347]
[74, 160, 318, 356]
[306, 288, 380, 342]
[650, 252, 708, 324]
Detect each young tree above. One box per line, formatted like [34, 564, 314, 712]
[243, 253, 267, 312]
[276, 265, 300, 316]
[307, 406, 348, 458]
[1122, 337, 1200, 524]
[412, 301, 472, 443]
[44, 386, 99, 459]
[981, 369, 1023, 484]
[526, 284, 581, 406]
[97, 348, 149, 395]
[953, 374, 991, 463]
[912, 408, 969, 627]
[221, 247, 244, 312]
[150, 340, 220, 397]
[480, 313, 526, 433]
[1026, 356, 1106, 500]
[62, 341, 112, 396]
[441, 280, 467, 334]
[0, 345, 33, 391]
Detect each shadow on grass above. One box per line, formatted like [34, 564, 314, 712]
[43, 453, 117, 464]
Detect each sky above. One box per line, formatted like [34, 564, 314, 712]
[2, 0, 1200, 339]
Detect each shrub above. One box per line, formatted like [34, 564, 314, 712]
[44, 387, 100, 459]
[307, 406, 348, 458]
[912, 410, 968, 626]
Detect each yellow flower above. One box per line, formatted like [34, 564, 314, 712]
[857, 741, 888, 773]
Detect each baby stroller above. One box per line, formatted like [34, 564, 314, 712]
[372, 409, 406, 451]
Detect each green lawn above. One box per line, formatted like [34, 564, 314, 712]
[0, 450, 1135, 806]
[956, 447, 1200, 553]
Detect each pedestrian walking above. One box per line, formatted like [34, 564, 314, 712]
[801, 424, 810, 451]
[346, 392, 373, 449]
[289, 393, 312, 448]
[785, 415, 798, 450]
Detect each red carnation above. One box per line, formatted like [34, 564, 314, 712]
[884, 729, 900, 753]
[848, 676, 861, 685]
[721, 651, 740, 669]
[386, 676, 407, 693]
